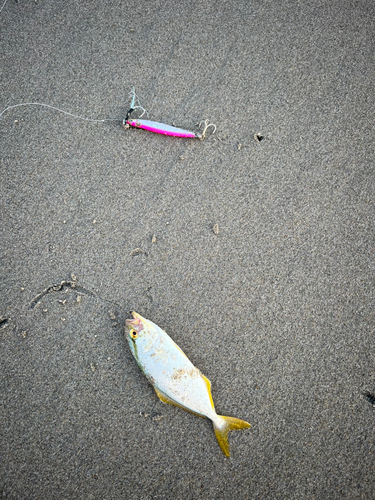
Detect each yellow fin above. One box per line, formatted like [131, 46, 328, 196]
[154, 386, 174, 405]
[154, 387, 205, 418]
[213, 415, 251, 457]
[202, 375, 215, 411]
[172, 340, 189, 360]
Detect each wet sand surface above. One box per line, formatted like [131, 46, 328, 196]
[1, 1, 374, 498]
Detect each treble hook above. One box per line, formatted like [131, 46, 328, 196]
[196, 119, 216, 140]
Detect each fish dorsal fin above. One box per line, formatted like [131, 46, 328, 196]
[202, 375, 215, 411]
[171, 339, 189, 360]
[154, 387, 205, 418]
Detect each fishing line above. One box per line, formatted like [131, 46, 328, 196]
[0, 0, 8, 14]
[0, 102, 121, 123]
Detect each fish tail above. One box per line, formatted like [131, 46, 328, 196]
[213, 415, 251, 457]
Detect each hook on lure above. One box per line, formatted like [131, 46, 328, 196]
[123, 88, 216, 140]
[197, 119, 217, 140]
[124, 87, 148, 122]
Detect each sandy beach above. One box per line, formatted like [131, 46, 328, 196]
[1, 1, 374, 498]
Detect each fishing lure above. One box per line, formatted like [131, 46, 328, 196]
[123, 88, 216, 140]
[125, 311, 251, 457]
[0, 88, 216, 140]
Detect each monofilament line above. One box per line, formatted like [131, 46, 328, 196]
[0, 102, 122, 123]
[0, 0, 8, 14]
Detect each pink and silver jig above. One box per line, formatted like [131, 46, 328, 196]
[123, 88, 216, 140]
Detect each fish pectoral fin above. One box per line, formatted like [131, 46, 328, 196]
[154, 387, 205, 418]
[213, 416, 251, 457]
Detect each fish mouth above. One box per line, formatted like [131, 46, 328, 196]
[125, 311, 145, 332]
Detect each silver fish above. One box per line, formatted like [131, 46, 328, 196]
[125, 312, 251, 456]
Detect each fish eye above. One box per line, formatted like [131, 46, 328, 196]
[129, 329, 138, 339]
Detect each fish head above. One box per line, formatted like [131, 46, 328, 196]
[125, 311, 159, 359]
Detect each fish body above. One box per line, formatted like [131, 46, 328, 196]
[125, 312, 251, 456]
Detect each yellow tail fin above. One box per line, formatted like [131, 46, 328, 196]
[213, 416, 251, 457]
